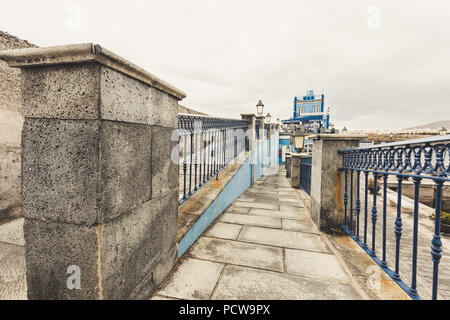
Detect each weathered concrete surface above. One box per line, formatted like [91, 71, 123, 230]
[249, 208, 309, 220]
[0, 217, 24, 246]
[158, 258, 224, 300]
[0, 31, 37, 219]
[154, 168, 363, 300]
[310, 134, 367, 231]
[211, 265, 360, 300]
[285, 248, 349, 283]
[0, 242, 27, 300]
[190, 237, 284, 272]
[204, 222, 242, 240]
[220, 213, 281, 229]
[238, 226, 329, 253]
[281, 219, 319, 233]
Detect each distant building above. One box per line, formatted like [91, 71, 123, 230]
[281, 89, 330, 133]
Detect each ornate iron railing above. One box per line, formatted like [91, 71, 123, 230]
[339, 135, 450, 299]
[178, 114, 248, 205]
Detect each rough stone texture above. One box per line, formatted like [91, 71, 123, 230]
[100, 66, 178, 128]
[21, 64, 101, 119]
[99, 121, 152, 222]
[12, 47, 182, 299]
[151, 126, 178, 198]
[21, 119, 100, 225]
[23, 219, 100, 300]
[310, 135, 365, 231]
[0, 145, 22, 219]
[0, 31, 37, 219]
[290, 154, 301, 188]
[100, 190, 178, 299]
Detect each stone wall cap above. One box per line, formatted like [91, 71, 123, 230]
[310, 133, 368, 141]
[0, 43, 186, 100]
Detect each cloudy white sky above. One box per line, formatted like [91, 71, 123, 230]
[1, 0, 449, 130]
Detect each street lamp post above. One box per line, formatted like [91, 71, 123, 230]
[256, 100, 264, 116]
[266, 113, 272, 123]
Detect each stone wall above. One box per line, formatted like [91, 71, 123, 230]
[0, 31, 37, 220]
[0, 43, 185, 299]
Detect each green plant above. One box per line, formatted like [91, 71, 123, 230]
[430, 211, 450, 224]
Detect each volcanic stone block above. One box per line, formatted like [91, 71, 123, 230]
[21, 118, 99, 225]
[23, 219, 100, 300]
[21, 64, 101, 120]
[100, 189, 178, 299]
[151, 126, 178, 198]
[99, 120, 152, 222]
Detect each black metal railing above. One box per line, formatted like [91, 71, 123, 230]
[339, 135, 450, 300]
[178, 114, 248, 205]
[300, 156, 312, 194]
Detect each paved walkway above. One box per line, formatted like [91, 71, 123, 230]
[153, 168, 363, 300]
[0, 218, 27, 300]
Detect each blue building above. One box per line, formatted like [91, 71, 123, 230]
[282, 89, 330, 132]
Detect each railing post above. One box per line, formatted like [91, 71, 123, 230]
[309, 134, 367, 231]
[0, 44, 185, 299]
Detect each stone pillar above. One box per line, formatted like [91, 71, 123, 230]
[310, 134, 367, 231]
[285, 153, 292, 178]
[255, 116, 265, 140]
[0, 44, 185, 299]
[290, 153, 301, 188]
[241, 113, 256, 152]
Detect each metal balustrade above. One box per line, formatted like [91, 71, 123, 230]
[339, 135, 450, 299]
[178, 114, 248, 205]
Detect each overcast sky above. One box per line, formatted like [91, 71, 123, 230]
[1, 0, 449, 130]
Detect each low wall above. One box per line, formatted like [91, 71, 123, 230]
[0, 43, 186, 300]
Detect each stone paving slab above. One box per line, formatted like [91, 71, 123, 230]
[224, 206, 250, 215]
[190, 237, 284, 272]
[220, 213, 281, 229]
[238, 226, 330, 253]
[211, 265, 361, 300]
[285, 249, 350, 284]
[0, 242, 27, 300]
[282, 219, 319, 234]
[157, 258, 224, 300]
[233, 201, 278, 210]
[0, 218, 25, 246]
[204, 222, 242, 240]
[249, 208, 310, 221]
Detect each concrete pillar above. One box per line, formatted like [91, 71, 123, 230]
[290, 153, 301, 188]
[241, 113, 256, 152]
[285, 153, 292, 178]
[255, 116, 265, 140]
[310, 134, 367, 231]
[0, 44, 186, 299]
